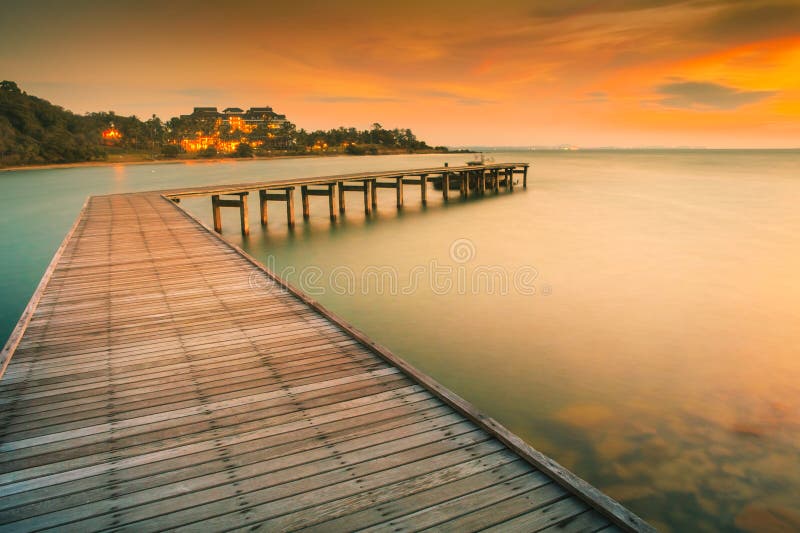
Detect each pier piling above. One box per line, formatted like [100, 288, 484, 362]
[211, 192, 249, 235]
[396, 177, 404, 207]
[301, 186, 310, 219]
[259, 187, 295, 227]
[196, 163, 528, 235]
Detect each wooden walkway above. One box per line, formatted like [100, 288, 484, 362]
[0, 183, 653, 531]
[162, 163, 530, 234]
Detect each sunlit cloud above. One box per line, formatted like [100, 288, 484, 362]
[696, 2, 800, 43]
[1, 0, 799, 147]
[584, 91, 609, 103]
[654, 80, 778, 110]
[306, 95, 405, 104]
[528, 0, 690, 19]
[170, 87, 229, 99]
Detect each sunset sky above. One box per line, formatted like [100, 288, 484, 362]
[2, 0, 799, 147]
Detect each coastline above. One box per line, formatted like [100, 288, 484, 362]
[0, 149, 452, 173]
[0, 153, 344, 173]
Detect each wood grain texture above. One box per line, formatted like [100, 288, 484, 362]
[0, 165, 653, 532]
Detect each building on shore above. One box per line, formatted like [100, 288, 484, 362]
[101, 123, 122, 145]
[175, 106, 291, 153]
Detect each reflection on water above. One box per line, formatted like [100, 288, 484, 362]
[3, 151, 800, 531]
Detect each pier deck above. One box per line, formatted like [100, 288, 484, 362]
[0, 168, 652, 532]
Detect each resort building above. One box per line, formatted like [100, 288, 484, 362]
[101, 123, 122, 145]
[176, 106, 290, 153]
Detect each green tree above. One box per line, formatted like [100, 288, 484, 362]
[161, 144, 180, 158]
[234, 142, 254, 158]
[0, 80, 107, 166]
[145, 114, 164, 154]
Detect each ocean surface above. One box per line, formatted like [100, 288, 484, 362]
[2, 151, 799, 531]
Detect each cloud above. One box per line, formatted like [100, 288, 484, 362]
[527, 1, 800, 48]
[529, 0, 691, 18]
[421, 89, 462, 99]
[654, 80, 777, 110]
[697, 2, 800, 42]
[420, 89, 496, 106]
[585, 91, 609, 102]
[170, 87, 228, 99]
[457, 98, 496, 106]
[574, 91, 609, 104]
[306, 95, 404, 104]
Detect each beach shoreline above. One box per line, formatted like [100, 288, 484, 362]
[0, 153, 350, 173]
[0, 149, 453, 173]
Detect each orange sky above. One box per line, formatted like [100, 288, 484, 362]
[2, 0, 799, 147]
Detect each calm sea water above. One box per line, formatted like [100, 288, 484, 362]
[2, 151, 799, 531]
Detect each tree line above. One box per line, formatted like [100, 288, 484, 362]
[0, 81, 446, 167]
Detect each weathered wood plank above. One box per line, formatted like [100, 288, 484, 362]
[301, 459, 533, 532]
[0, 403, 453, 519]
[0, 167, 654, 533]
[419, 482, 568, 531]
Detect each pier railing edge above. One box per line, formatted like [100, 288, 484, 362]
[163, 193, 655, 533]
[157, 162, 530, 199]
[0, 197, 90, 381]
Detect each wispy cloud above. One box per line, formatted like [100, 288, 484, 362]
[529, 0, 690, 18]
[170, 87, 228, 99]
[419, 89, 497, 106]
[696, 2, 800, 42]
[654, 80, 777, 110]
[457, 98, 497, 106]
[4, 0, 799, 146]
[583, 91, 609, 103]
[306, 95, 404, 104]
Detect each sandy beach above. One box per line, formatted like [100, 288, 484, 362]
[0, 153, 347, 173]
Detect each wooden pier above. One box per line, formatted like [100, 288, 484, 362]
[0, 165, 653, 532]
[165, 163, 530, 235]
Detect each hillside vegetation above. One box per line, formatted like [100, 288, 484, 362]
[0, 81, 107, 166]
[0, 81, 445, 168]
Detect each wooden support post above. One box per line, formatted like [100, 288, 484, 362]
[523, 166, 528, 188]
[371, 179, 378, 209]
[259, 190, 268, 226]
[301, 185, 310, 219]
[212, 195, 222, 233]
[494, 169, 500, 192]
[238, 192, 249, 235]
[396, 177, 404, 207]
[286, 187, 295, 227]
[338, 181, 346, 213]
[328, 183, 337, 220]
[509, 169, 515, 191]
[420, 174, 428, 205]
[479, 170, 486, 195]
[363, 180, 371, 215]
[443, 161, 450, 202]
[212, 192, 248, 234]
